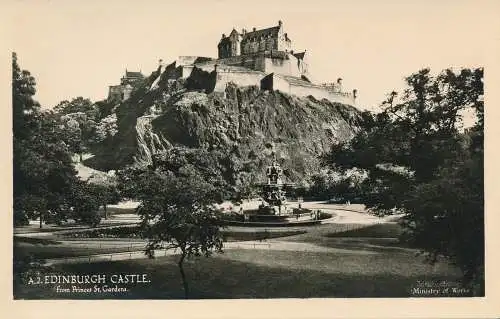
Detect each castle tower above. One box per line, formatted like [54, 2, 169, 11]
[218, 29, 242, 58]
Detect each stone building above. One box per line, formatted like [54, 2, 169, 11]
[108, 70, 144, 103]
[155, 21, 357, 105]
[218, 20, 291, 59]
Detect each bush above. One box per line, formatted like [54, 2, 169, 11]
[62, 226, 142, 238]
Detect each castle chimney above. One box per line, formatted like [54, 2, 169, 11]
[253, 27, 256, 32]
[337, 78, 342, 92]
[353, 89, 358, 98]
[222, 33, 226, 39]
[278, 20, 283, 27]
[242, 28, 246, 34]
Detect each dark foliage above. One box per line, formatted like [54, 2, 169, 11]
[325, 67, 484, 293]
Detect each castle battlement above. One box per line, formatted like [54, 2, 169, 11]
[147, 20, 357, 106]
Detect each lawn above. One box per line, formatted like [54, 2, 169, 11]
[13, 221, 469, 299]
[14, 246, 464, 299]
[14, 237, 146, 260]
[326, 223, 404, 238]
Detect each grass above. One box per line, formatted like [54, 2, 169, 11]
[13, 221, 471, 299]
[14, 241, 146, 259]
[327, 223, 404, 238]
[15, 237, 61, 245]
[223, 229, 305, 241]
[14, 248, 464, 299]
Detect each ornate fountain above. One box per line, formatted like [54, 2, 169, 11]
[257, 153, 291, 215]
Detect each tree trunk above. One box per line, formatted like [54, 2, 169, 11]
[39, 211, 42, 229]
[79, 152, 83, 162]
[104, 204, 108, 220]
[178, 253, 189, 299]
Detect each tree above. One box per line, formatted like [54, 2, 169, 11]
[70, 181, 102, 227]
[326, 68, 484, 292]
[118, 149, 227, 298]
[91, 113, 118, 145]
[12, 52, 40, 141]
[88, 172, 121, 219]
[12, 53, 103, 228]
[54, 97, 99, 161]
[54, 97, 96, 116]
[13, 53, 79, 226]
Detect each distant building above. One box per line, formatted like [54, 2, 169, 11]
[107, 70, 144, 103]
[218, 20, 292, 58]
[156, 21, 357, 105]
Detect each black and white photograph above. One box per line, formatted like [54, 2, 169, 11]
[5, 0, 499, 315]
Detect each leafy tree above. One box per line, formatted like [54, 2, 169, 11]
[118, 149, 227, 298]
[54, 97, 96, 116]
[70, 181, 102, 227]
[88, 172, 121, 219]
[54, 97, 99, 161]
[326, 68, 484, 293]
[12, 53, 103, 228]
[13, 53, 79, 226]
[91, 113, 118, 145]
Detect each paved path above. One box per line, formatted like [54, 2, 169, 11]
[16, 200, 402, 266]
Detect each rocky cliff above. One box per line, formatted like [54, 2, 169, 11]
[88, 74, 362, 188]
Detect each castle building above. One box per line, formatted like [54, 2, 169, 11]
[108, 70, 144, 103]
[218, 20, 292, 58]
[137, 21, 356, 105]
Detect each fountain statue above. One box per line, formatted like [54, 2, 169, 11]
[257, 152, 290, 215]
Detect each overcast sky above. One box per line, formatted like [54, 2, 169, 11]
[8, 0, 495, 111]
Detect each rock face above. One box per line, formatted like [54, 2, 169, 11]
[90, 77, 362, 187]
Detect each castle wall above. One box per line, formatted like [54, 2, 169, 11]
[213, 69, 265, 92]
[195, 62, 216, 73]
[181, 65, 194, 78]
[288, 83, 355, 105]
[263, 57, 300, 78]
[262, 74, 356, 105]
[177, 56, 200, 66]
[272, 74, 291, 93]
[216, 53, 303, 76]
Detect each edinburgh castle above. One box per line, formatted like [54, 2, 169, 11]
[109, 21, 357, 105]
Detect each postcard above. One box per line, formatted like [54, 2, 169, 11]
[3, 0, 500, 318]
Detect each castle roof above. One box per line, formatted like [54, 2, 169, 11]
[125, 71, 143, 78]
[242, 25, 280, 41]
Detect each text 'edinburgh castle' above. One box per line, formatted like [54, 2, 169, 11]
[108, 21, 357, 105]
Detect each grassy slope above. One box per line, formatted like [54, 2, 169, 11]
[15, 248, 462, 299]
[14, 221, 464, 299]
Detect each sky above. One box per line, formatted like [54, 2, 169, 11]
[7, 0, 496, 111]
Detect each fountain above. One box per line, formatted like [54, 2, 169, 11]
[256, 152, 294, 216]
[221, 151, 331, 226]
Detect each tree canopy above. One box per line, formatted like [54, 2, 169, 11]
[117, 148, 228, 298]
[12, 53, 104, 227]
[326, 67, 484, 293]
